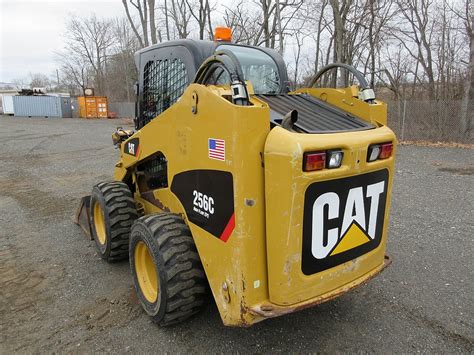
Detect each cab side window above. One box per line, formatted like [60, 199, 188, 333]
[204, 66, 231, 86]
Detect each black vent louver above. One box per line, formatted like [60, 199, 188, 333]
[255, 94, 374, 133]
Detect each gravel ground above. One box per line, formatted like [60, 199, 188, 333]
[0, 116, 473, 353]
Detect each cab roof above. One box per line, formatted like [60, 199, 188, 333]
[134, 39, 289, 92]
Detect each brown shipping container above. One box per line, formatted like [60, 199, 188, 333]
[78, 96, 109, 118]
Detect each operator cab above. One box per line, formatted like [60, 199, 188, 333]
[205, 44, 286, 94]
[134, 39, 289, 129]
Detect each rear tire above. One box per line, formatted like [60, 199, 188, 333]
[130, 213, 207, 326]
[90, 181, 138, 262]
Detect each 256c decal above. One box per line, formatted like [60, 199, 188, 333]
[302, 169, 389, 275]
[171, 170, 235, 242]
[192, 190, 214, 218]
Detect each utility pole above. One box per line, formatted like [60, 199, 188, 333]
[56, 69, 60, 89]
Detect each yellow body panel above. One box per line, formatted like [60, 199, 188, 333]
[294, 86, 387, 126]
[264, 126, 395, 305]
[113, 85, 396, 326]
[116, 84, 271, 325]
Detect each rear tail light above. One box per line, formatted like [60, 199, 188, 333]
[303, 152, 326, 171]
[367, 142, 393, 162]
[303, 149, 344, 171]
[379, 143, 393, 159]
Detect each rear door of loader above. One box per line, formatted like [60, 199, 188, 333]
[264, 126, 395, 306]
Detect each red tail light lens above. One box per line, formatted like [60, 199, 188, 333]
[303, 152, 326, 171]
[379, 143, 393, 159]
[368, 142, 393, 162]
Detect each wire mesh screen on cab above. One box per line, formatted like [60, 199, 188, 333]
[138, 58, 188, 128]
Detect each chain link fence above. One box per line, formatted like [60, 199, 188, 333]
[387, 100, 473, 143]
[108, 100, 473, 143]
[109, 102, 135, 119]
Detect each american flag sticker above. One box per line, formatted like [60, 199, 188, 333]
[208, 138, 225, 161]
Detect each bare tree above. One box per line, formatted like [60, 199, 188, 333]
[308, 0, 330, 74]
[223, 0, 302, 50]
[11, 78, 28, 90]
[148, 0, 159, 44]
[28, 73, 52, 89]
[393, 0, 436, 99]
[58, 53, 91, 95]
[47, 0, 471, 141]
[290, 31, 305, 87]
[185, 0, 213, 40]
[107, 18, 140, 101]
[328, 0, 376, 85]
[58, 14, 141, 100]
[122, 0, 160, 47]
[364, 0, 395, 87]
[64, 15, 114, 95]
[329, 0, 348, 66]
[456, 0, 473, 138]
[223, 2, 262, 45]
[168, 0, 191, 39]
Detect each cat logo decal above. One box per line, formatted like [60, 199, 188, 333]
[302, 170, 389, 275]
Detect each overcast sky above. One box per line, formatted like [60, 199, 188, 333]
[0, 0, 125, 83]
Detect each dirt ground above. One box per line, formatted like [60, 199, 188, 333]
[0, 116, 473, 353]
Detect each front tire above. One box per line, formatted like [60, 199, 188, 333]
[130, 213, 207, 326]
[90, 181, 138, 262]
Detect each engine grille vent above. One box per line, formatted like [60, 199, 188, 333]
[255, 94, 374, 133]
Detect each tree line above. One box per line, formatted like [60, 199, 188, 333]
[13, 0, 472, 136]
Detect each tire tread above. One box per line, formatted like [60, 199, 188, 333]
[92, 181, 138, 261]
[134, 213, 207, 326]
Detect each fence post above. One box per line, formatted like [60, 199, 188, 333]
[401, 99, 407, 141]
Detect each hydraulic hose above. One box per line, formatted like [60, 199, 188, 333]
[308, 63, 375, 103]
[193, 50, 250, 106]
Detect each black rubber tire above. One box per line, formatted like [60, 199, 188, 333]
[130, 213, 207, 326]
[90, 181, 138, 262]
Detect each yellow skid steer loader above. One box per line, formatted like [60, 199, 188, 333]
[76, 28, 396, 327]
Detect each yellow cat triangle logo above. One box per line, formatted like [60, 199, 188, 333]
[330, 222, 371, 256]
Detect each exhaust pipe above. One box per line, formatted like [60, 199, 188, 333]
[281, 110, 298, 131]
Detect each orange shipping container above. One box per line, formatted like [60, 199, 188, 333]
[78, 96, 109, 118]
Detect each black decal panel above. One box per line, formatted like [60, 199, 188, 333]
[171, 170, 234, 240]
[302, 169, 389, 275]
[124, 138, 140, 156]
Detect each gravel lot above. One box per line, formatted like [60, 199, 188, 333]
[1, 116, 473, 353]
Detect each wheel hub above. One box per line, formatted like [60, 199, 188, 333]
[135, 241, 159, 303]
[93, 202, 107, 245]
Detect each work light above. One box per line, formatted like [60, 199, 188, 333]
[327, 150, 343, 169]
[367, 145, 381, 162]
[303, 149, 344, 171]
[367, 142, 393, 162]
